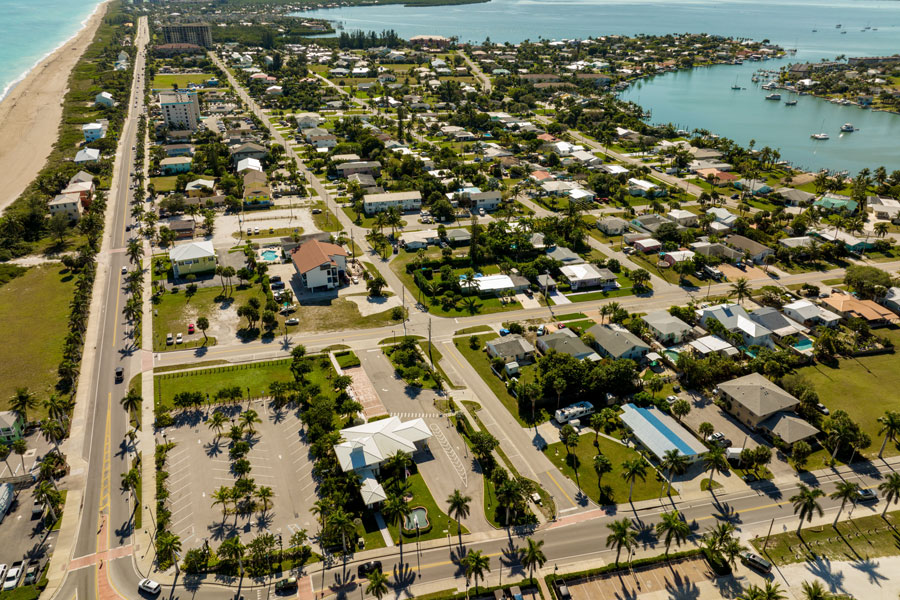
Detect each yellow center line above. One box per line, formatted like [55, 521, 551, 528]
[112, 276, 122, 342]
[546, 470, 575, 507]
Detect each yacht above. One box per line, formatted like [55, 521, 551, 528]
[765, 93, 781, 101]
[785, 99, 798, 106]
[841, 123, 855, 132]
[811, 133, 830, 140]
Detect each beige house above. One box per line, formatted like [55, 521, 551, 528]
[717, 373, 798, 428]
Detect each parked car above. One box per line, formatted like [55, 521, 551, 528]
[857, 488, 878, 503]
[254, 227, 260, 235]
[166, 333, 174, 345]
[554, 581, 572, 599]
[175, 333, 183, 344]
[115, 367, 124, 383]
[536, 325, 546, 336]
[0, 566, 6, 585]
[187, 323, 195, 334]
[274, 577, 298, 592]
[285, 318, 299, 326]
[22, 564, 38, 586]
[3, 562, 22, 591]
[270, 275, 282, 283]
[740, 551, 772, 573]
[138, 578, 161, 595]
[312, 208, 322, 214]
[816, 403, 830, 415]
[271, 281, 285, 290]
[665, 395, 678, 404]
[499, 328, 510, 336]
[357, 561, 382, 578]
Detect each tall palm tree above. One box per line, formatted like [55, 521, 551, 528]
[207, 411, 228, 440]
[660, 449, 689, 496]
[217, 535, 245, 568]
[239, 409, 261, 436]
[366, 569, 390, 599]
[521, 537, 547, 582]
[256, 486, 274, 516]
[605, 518, 637, 566]
[656, 510, 690, 555]
[593, 454, 612, 487]
[877, 411, 900, 458]
[381, 495, 411, 559]
[40, 419, 65, 456]
[447, 489, 471, 545]
[621, 458, 648, 503]
[211, 486, 232, 521]
[126, 239, 143, 265]
[830, 481, 860, 526]
[878, 472, 900, 517]
[327, 507, 356, 555]
[729, 277, 751, 305]
[496, 480, 524, 527]
[157, 532, 182, 569]
[9, 387, 37, 424]
[703, 446, 729, 492]
[121, 467, 140, 503]
[462, 549, 491, 595]
[44, 394, 71, 425]
[33, 480, 59, 522]
[800, 580, 829, 600]
[120, 388, 141, 420]
[12, 439, 27, 474]
[789, 484, 825, 535]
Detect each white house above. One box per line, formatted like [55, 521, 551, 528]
[95, 91, 115, 107]
[74, 148, 101, 164]
[236, 157, 263, 173]
[782, 299, 842, 328]
[667, 209, 698, 227]
[82, 122, 106, 142]
[559, 263, 617, 290]
[696, 303, 774, 348]
[628, 178, 661, 197]
[290, 239, 347, 291]
[363, 191, 422, 215]
[333, 417, 432, 506]
[707, 207, 737, 229]
[48, 194, 83, 221]
[642, 310, 692, 345]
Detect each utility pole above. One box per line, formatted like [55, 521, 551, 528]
[763, 517, 775, 550]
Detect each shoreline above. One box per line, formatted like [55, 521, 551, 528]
[0, 0, 110, 213]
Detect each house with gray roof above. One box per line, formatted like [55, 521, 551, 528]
[726, 235, 773, 264]
[749, 307, 808, 339]
[587, 324, 649, 361]
[545, 245, 584, 265]
[446, 228, 471, 246]
[758, 412, 819, 446]
[597, 216, 629, 235]
[536, 329, 599, 361]
[642, 310, 693, 345]
[486, 335, 536, 364]
[716, 373, 799, 428]
[775, 187, 816, 206]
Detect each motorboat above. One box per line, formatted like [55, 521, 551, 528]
[811, 133, 829, 140]
[840, 123, 855, 132]
[765, 93, 781, 101]
[785, 99, 798, 106]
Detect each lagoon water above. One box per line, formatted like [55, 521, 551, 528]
[299, 0, 900, 172]
[0, 0, 103, 99]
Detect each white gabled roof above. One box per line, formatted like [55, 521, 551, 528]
[334, 417, 432, 473]
[170, 240, 215, 262]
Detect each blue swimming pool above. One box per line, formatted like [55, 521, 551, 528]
[793, 338, 813, 351]
[632, 404, 699, 457]
[261, 249, 278, 262]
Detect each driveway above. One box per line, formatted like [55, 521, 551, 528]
[516, 292, 541, 309]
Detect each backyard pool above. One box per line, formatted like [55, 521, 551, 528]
[793, 338, 814, 352]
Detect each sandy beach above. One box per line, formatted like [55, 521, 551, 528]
[0, 0, 109, 213]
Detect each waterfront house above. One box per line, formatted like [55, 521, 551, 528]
[775, 187, 816, 206]
[734, 178, 772, 195]
[74, 148, 101, 164]
[95, 92, 115, 108]
[82, 122, 106, 143]
[814, 194, 858, 214]
[171, 240, 217, 279]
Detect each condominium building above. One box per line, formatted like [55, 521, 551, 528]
[161, 23, 212, 48]
[159, 91, 200, 130]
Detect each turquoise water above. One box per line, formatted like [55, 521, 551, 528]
[261, 249, 279, 261]
[298, 0, 900, 171]
[793, 338, 814, 351]
[404, 506, 429, 529]
[0, 0, 103, 99]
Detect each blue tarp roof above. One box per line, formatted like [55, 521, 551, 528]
[620, 404, 707, 461]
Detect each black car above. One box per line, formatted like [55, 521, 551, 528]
[115, 367, 124, 383]
[357, 560, 382, 578]
[740, 551, 772, 573]
[270, 275, 282, 283]
[271, 281, 285, 290]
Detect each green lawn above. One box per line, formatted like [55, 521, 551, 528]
[544, 435, 666, 505]
[311, 202, 342, 232]
[340, 206, 409, 229]
[149, 176, 179, 193]
[565, 271, 644, 302]
[152, 73, 213, 89]
[795, 330, 900, 460]
[154, 356, 335, 413]
[231, 226, 304, 240]
[753, 509, 900, 566]
[384, 472, 466, 544]
[0, 265, 74, 414]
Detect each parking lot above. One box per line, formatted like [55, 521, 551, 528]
[562, 556, 715, 600]
[0, 431, 53, 479]
[161, 401, 318, 551]
[0, 484, 57, 577]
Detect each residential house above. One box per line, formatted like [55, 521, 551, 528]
[587, 324, 650, 361]
[642, 310, 692, 345]
[691, 241, 743, 263]
[628, 178, 662, 197]
[633, 214, 678, 234]
[168, 219, 196, 239]
[230, 142, 268, 164]
[62, 175, 94, 207]
[880, 287, 900, 315]
[74, 148, 100, 164]
[814, 194, 858, 214]
[399, 229, 440, 249]
[667, 209, 698, 227]
[717, 373, 817, 445]
[775, 187, 816, 206]
[363, 191, 422, 215]
[661, 250, 695, 267]
[689, 335, 739, 357]
[333, 417, 432, 507]
[48, 194, 83, 222]
[446, 229, 471, 246]
[291, 239, 347, 291]
[707, 207, 737, 230]
[545, 245, 584, 265]
[748, 307, 809, 340]
[597, 216, 628, 235]
[471, 274, 529, 296]
[486, 335, 536, 365]
[95, 91, 115, 107]
[296, 113, 323, 129]
[170, 240, 217, 278]
[160, 156, 192, 175]
[164, 144, 194, 157]
[82, 122, 106, 142]
[868, 196, 900, 223]
[634, 238, 662, 253]
[726, 235, 773, 263]
[734, 178, 772, 195]
[779, 236, 814, 250]
[536, 328, 600, 361]
[536, 273, 556, 292]
[242, 170, 271, 206]
[336, 161, 382, 178]
[185, 178, 215, 197]
[237, 157, 263, 173]
[696, 303, 774, 348]
[782, 299, 842, 328]
[560, 264, 617, 290]
[822, 292, 897, 326]
[810, 229, 874, 253]
[0, 412, 23, 443]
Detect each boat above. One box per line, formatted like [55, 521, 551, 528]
[785, 99, 798, 106]
[811, 133, 829, 140]
[841, 30, 847, 34]
[812, 28, 817, 32]
[731, 84, 742, 90]
[836, 23, 842, 28]
[765, 93, 781, 101]
[840, 123, 855, 132]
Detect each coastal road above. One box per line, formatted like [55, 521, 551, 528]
[52, 16, 149, 600]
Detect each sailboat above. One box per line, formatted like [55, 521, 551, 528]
[731, 76, 741, 90]
[811, 119, 829, 140]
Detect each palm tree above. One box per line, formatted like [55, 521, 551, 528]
[12, 439, 27, 474]
[40, 419, 65, 456]
[703, 446, 729, 492]
[211, 485, 232, 521]
[521, 537, 547, 582]
[196, 316, 210, 342]
[789, 484, 825, 535]
[207, 411, 228, 440]
[660, 449, 689, 497]
[366, 569, 390, 599]
[800, 580, 829, 600]
[381, 495, 411, 559]
[121, 467, 140, 503]
[217, 535, 245, 568]
[327, 507, 356, 555]
[605, 518, 637, 566]
[126, 239, 143, 264]
[255, 486, 273, 515]
[0, 444, 10, 475]
[239, 409, 261, 436]
[878, 472, 900, 517]
[621, 458, 648, 503]
[447, 490, 471, 545]
[157, 532, 182, 568]
[593, 454, 612, 486]
[729, 277, 752, 305]
[655, 509, 690, 556]
[877, 411, 900, 458]
[120, 388, 141, 420]
[44, 394, 71, 425]
[462, 549, 491, 595]
[830, 481, 860, 526]
[9, 387, 37, 424]
[496, 479, 524, 527]
[874, 222, 889, 238]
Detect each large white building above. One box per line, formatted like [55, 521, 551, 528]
[363, 191, 422, 215]
[159, 91, 200, 130]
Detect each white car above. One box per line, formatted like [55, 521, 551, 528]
[3, 564, 21, 591]
[0, 566, 6, 585]
[175, 333, 183, 344]
[138, 578, 161, 595]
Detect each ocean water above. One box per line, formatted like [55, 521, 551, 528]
[0, 0, 104, 100]
[298, 0, 900, 171]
